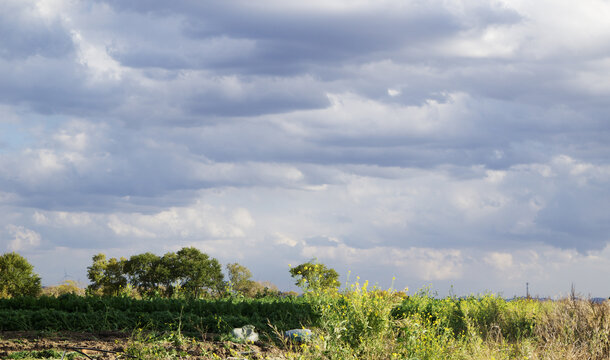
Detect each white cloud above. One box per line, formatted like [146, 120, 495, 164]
[107, 215, 156, 238]
[270, 232, 299, 247]
[387, 88, 401, 97]
[6, 224, 41, 251]
[485, 252, 513, 271]
[280, 92, 470, 139]
[33, 211, 91, 227]
[105, 201, 255, 240]
[497, 0, 610, 58]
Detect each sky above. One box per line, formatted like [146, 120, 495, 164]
[1, 0, 610, 298]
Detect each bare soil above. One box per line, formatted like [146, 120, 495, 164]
[0, 331, 287, 359]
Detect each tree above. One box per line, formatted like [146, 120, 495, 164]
[226, 262, 254, 295]
[0, 252, 42, 298]
[42, 280, 85, 297]
[289, 260, 340, 292]
[86, 248, 224, 298]
[157, 251, 179, 297]
[249, 280, 280, 298]
[86, 253, 128, 296]
[124, 252, 162, 297]
[173, 247, 224, 298]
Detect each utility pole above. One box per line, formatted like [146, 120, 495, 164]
[526, 282, 529, 299]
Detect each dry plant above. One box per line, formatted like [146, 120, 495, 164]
[535, 299, 610, 360]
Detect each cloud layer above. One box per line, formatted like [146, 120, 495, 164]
[1, 0, 609, 296]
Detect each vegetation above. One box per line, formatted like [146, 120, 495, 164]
[289, 260, 340, 291]
[2, 252, 609, 359]
[3, 284, 608, 359]
[289, 285, 610, 360]
[0, 293, 316, 335]
[41, 280, 85, 297]
[226, 263, 281, 297]
[0, 252, 42, 298]
[86, 253, 128, 297]
[226, 262, 255, 295]
[87, 247, 224, 298]
[124, 252, 164, 297]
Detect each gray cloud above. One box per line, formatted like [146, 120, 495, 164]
[0, 1, 74, 60]
[185, 76, 330, 117]
[99, 0, 522, 75]
[0, 2, 122, 114]
[1, 0, 610, 296]
[0, 59, 123, 115]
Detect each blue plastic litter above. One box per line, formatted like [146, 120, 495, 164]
[284, 329, 312, 342]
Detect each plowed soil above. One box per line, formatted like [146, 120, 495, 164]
[0, 331, 286, 359]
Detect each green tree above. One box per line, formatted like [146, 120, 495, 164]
[173, 247, 224, 298]
[124, 252, 162, 297]
[158, 251, 179, 297]
[289, 260, 340, 292]
[86, 253, 128, 296]
[226, 262, 255, 295]
[0, 252, 42, 298]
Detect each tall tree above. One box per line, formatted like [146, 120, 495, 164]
[0, 252, 42, 298]
[173, 247, 224, 298]
[86, 253, 128, 296]
[158, 251, 179, 297]
[124, 252, 162, 297]
[226, 262, 254, 295]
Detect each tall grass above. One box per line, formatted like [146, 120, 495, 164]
[535, 299, 610, 359]
[287, 283, 610, 360]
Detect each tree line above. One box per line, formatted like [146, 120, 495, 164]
[1, 248, 340, 299]
[87, 247, 224, 298]
[87, 247, 291, 298]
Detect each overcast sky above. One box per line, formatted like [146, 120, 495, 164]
[1, 0, 610, 297]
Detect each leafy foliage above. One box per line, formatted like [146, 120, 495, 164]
[124, 252, 163, 297]
[226, 262, 254, 295]
[289, 260, 340, 291]
[0, 294, 317, 334]
[172, 247, 224, 298]
[87, 247, 225, 298]
[86, 253, 128, 296]
[0, 252, 42, 298]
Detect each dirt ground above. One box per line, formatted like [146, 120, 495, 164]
[0, 331, 288, 359]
